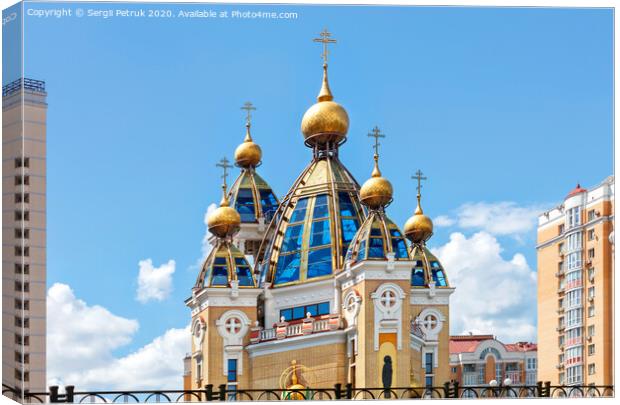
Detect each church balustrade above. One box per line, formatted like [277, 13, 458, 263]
[249, 314, 339, 344]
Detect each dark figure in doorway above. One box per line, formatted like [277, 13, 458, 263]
[382, 355, 393, 398]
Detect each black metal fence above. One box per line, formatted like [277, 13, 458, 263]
[2, 382, 614, 403]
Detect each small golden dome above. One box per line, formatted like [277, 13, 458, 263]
[360, 158, 393, 209]
[207, 186, 241, 238]
[234, 124, 262, 168]
[404, 203, 433, 244]
[301, 65, 349, 146]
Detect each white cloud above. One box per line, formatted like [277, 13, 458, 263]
[431, 231, 537, 342]
[434, 215, 456, 227]
[455, 201, 544, 236]
[48, 283, 190, 390]
[136, 259, 176, 303]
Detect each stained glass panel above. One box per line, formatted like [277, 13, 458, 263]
[281, 224, 304, 253]
[235, 188, 256, 222]
[313, 194, 329, 219]
[338, 192, 356, 217]
[275, 252, 301, 284]
[307, 247, 332, 278]
[290, 197, 309, 223]
[310, 219, 331, 247]
[411, 267, 425, 286]
[368, 237, 385, 258]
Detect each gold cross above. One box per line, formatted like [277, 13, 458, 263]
[412, 169, 427, 194]
[240, 101, 256, 125]
[313, 28, 337, 64]
[216, 157, 233, 187]
[367, 126, 385, 156]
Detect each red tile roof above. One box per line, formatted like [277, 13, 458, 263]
[449, 335, 494, 353]
[566, 183, 587, 198]
[450, 335, 537, 354]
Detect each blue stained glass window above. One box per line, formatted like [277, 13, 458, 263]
[275, 253, 301, 284]
[389, 228, 403, 238]
[430, 261, 441, 268]
[310, 219, 331, 247]
[411, 267, 425, 286]
[313, 194, 329, 219]
[370, 228, 383, 237]
[214, 257, 227, 265]
[236, 265, 254, 286]
[280, 308, 293, 321]
[290, 197, 309, 223]
[306, 304, 318, 316]
[211, 262, 229, 286]
[259, 189, 279, 220]
[338, 192, 356, 217]
[235, 188, 256, 222]
[432, 268, 447, 286]
[318, 302, 330, 315]
[392, 238, 409, 258]
[227, 359, 238, 382]
[358, 240, 367, 260]
[368, 238, 385, 258]
[281, 224, 304, 253]
[293, 306, 305, 319]
[341, 219, 360, 244]
[307, 247, 332, 278]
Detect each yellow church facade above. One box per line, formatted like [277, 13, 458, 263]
[184, 29, 454, 394]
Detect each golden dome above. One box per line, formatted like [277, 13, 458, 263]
[207, 186, 241, 238]
[404, 202, 433, 244]
[301, 65, 349, 146]
[234, 124, 262, 168]
[360, 158, 393, 209]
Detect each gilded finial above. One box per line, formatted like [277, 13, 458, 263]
[235, 103, 262, 168]
[313, 28, 336, 102]
[412, 169, 427, 213]
[216, 157, 233, 207]
[207, 157, 241, 238]
[404, 169, 433, 244]
[368, 126, 385, 177]
[360, 126, 392, 209]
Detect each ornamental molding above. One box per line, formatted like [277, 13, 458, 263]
[191, 288, 261, 310]
[415, 308, 445, 341]
[371, 283, 406, 350]
[247, 330, 346, 358]
[410, 288, 454, 305]
[342, 290, 362, 328]
[271, 279, 334, 308]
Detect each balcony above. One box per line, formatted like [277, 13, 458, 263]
[250, 314, 340, 344]
[585, 259, 593, 268]
[505, 371, 522, 385]
[556, 363, 565, 370]
[15, 184, 29, 194]
[556, 307, 565, 314]
[556, 325, 565, 332]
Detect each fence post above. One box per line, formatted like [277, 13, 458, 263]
[443, 382, 450, 398]
[453, 382, 459, 398]
[205, 384, 213, 401]
[218, 384, 226, 401]
[65, 386, 75, 403]
[345, 383, 353, 399]
[536, 381, 543, 397]
[49, 386, 59, 403]
[334, 383, 342, 399]
[544, 381, 551, 397]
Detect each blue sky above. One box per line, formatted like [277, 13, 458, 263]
[10, 1, 613, 388]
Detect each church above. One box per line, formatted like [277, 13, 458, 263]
[184, 29, 455, 393]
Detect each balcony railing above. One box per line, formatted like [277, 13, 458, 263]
[251, 315, 339, 344]
[3, 382, 612, 403]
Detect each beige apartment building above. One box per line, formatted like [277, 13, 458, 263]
[537, 177, 614, 387]
[2, 78, 47, 397]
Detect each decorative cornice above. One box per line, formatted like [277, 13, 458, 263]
[246, 330, 346, 358]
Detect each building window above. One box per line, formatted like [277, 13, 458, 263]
[280, 302, 330, 321]
[14, 263, 30, 274]
[15, 211, 30, 221]
[559, 372, 565, 384]
[425, 376, 433, 388]
[588, 268, 595, 281]
[567, 207, 581, 229]
[587, 210, 596, 222]
[587, 229, 595, 241]
[588, 306, 595, 317]
[588, 325, 595, 337]
[588, 287, 595, 299]
[495, 363, 502, 382]
[588, 248, 595, 259]
[558, 242, 565, 254]
[15, 228, 30, 239]
[196, 357, 202, 380]
[559, 335, 565, 346]
[425, 352, 433, 374]
[588, 344, 595, 356]
[227, 359, 238, 382]
[451, 367, 457, 374]
[588, 364, 595, 375]
[14, 157, 30, 168]
[558, 224, 565, 234]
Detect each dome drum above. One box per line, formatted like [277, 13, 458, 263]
[195, 241, 257, 289]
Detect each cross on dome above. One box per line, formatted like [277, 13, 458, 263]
[412, 169, 427, 197]
[216, 157, 233, 188]
[313, 28, 337, 65]
[367, 126, 385, 157]
[240, 101, 256, 126]
[225, 317, 242, 335]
